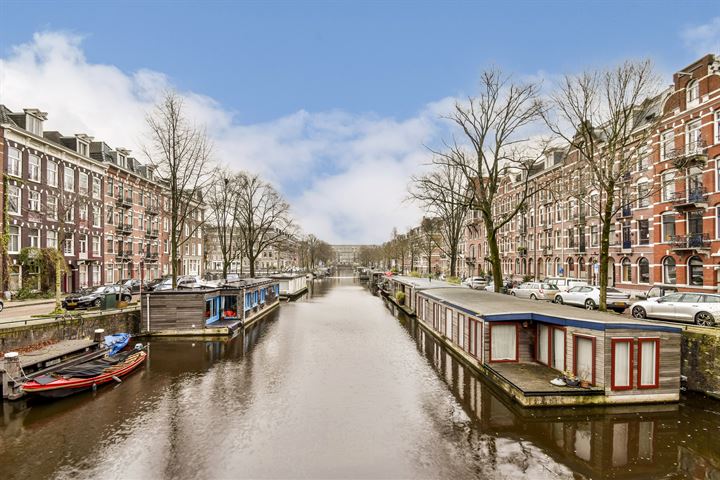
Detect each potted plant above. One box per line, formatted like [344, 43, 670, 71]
[563, 370, 580, 387]
[578, 368, 591, 388]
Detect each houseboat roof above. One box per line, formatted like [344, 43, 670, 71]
[390, 276, 463, 290]
[269, 273, 307, 279]
[419, 288, 682, 333]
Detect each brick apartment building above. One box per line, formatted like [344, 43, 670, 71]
[464, 54, 720, 295]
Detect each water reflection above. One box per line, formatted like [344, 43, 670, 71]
[389, 301, 720, 479]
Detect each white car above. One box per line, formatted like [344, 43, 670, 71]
[463, 276, 487, 289]
[553, 286, 631, 313]
[631, 292, 720, 326]
[153, 275, 202, 291]
[544, 277, 589, 292]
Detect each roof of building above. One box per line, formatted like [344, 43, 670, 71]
[418, 288, 682, 333]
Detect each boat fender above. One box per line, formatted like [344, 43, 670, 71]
[92, 383, 97, 391]
[112, 376, 122, 383]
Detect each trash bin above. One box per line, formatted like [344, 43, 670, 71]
[104, 293, 117, 309]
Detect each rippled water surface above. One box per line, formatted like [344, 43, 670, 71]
[2, 277, 719, 479]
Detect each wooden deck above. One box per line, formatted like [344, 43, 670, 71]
[487, 362, 604, 396]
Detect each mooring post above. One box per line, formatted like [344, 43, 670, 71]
[2, 352, 21, 399]
[94, 328, 105, 343]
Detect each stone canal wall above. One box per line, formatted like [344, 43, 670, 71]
[681, 326, 720, 399]
[0, 308, 141, 354]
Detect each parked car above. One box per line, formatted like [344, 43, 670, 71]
[153, 275, 201, 291]
[631, 293, 720, 326]
[146, 275, 171, 292]
[553, 286, 631, 313]
[0, 298, 4, 313]
[510, 282, 559, 301]
[635, 285, 679, 300]
[118, 278, 148, 293]
[544, 277, 589, 292]
[62, 285, 132, 310]
[463, 276, 487, 289]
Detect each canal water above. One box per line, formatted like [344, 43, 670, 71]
[1, 278, 719, 479]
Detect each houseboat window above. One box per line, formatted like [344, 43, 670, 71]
[222, 296, 238, 318]
[469, 319, 479, 358]
[574, 336, 594, 384]
[552, 328, 565, 371]
[537, 324, 549, 365]
[638, 339, 659, 388]
[445, 309, 452, 338]
[490, 324, 517, 362]
[662, 257, 677, 284]
[612, 339, 633, 390]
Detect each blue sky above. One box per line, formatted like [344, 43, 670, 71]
[0, 2, 718, 242]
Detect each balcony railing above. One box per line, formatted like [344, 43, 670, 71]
[671, 188, 708, 206]
[622, 239, 632, 249]
[670, 233, 710, 250]
[145, 205, 160, 215]
[144, 252, 159, 262]
[116, 223, 133, 235]
[115, 249, 133, 259]
[145, 229, 159, 238]
[667, 138, 708, 168]
[115, 195, 133, 208]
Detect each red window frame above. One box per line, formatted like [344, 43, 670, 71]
[572, 334, 597, 385]
[611, 338, 634, 391]
[535, 323, 551, 366]
[488, 322, 520, 363]
[637, 338, 660, 389]
[468, 318, 481, 359]
[550, 326, 567, 372]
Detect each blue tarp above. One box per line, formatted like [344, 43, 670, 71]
[104, 333, 130, 356]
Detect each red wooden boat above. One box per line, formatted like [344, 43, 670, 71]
[22, 348, 147, 399]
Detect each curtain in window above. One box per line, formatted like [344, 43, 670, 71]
[491, 325, 516, 361]
[576, 337, 594, 382]
[538, 325, 549, 364]
[445, 310, 452, 337]
[640, 341, 657, 386]
[552, 329, 565, 370]
[614, 341, 631, 388]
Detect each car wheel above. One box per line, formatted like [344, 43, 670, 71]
[694, 311, 715, 327]
[530, 294, 538, 301]
[0, 302, 4, 313]
[584, 299, 596, 310]
[93, 298, 102, 308]
[554, 296, 564, 305]
[510, 292, 516, 296]
[632, 306, 646, 319]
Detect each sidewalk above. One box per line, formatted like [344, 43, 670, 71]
[3, 298, 57, 309]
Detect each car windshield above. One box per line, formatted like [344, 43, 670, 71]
[92, 287, 108, 294]
[607, 288, 623, 293]
[542, 284, 558, 289]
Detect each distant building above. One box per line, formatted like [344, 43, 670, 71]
[331, 244, 371, 265]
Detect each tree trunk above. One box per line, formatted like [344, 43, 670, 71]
[449, 244, 457, 277]
[55, 248, 63, 312]
[487, 230, 503, 292]
[598, 198, 615, 312]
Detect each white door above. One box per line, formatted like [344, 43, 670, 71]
[575, 336, 594, 383]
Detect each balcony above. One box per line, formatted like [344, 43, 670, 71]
[145, 229, 159, 238]
[145, 205, 160, 216]
[464, 256, 476, 264]
[619, 205, 632, 218]
[144, 252, 159, 263]
[116, 223, 133, 235]
[671, 188, 708, 211]
[669, 139, 708, 169]
[670, 233, 710, 252]
[115, 195, 133, 208]
[115, 249, 133, 260]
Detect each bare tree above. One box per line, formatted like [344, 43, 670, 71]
[206, 168, 244, 280]
[145, 92, 213, 288]
[410, 161, 471, 277]
[419, 217, 442, 277]
[236, 173, 295, 277]
[435, 69, 546, 292]
[52, 192, 80, 312]
[545, 59, 661, 310]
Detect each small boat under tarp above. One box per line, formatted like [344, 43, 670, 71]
[21, 346, 147, 398]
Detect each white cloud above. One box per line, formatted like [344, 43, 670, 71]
[0, 31, 452, 243]
[681, 17, 720, 57]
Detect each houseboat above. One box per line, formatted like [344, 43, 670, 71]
[141, 278, 280, 336]
[412, 288, 681, 407]
[384, 275, 461, 314]
[270, 273, 308, 299]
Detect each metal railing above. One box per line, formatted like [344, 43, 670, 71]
[672, 188, 707, 204]
[671, 233, 710, 249]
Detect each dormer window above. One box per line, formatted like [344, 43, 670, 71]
[118, 154, 126, 168]
[77, 141, 89, 157]
[686, 80, 700, 108]
[26, 115, 43, 136]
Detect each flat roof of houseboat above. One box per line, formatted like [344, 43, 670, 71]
[390, 276, 463, 290]
[419, 288, 682, 333]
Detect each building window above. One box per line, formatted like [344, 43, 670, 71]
[661, 130, 675, 160]
[621, 257, 631, 283]
[79, 234, 87, 255]
[637, 181, 650, 208]
[611, 338, 633, 390]
[8, 185, 21, 215]
[689, 256, 703, 286]
[26, 115, 42, 135]
[79, 172, 89, 195]
[63, 167, 75, 192]
[663, 257, 677, 284]
[47, 230, 57, 249]
[686, 80, 700, 108]
[92, 236, 100, 256]
[78, 141, 88, 156]
[28, 190, 40, 212]
[28, 154, 40, 182]
[8, 147, 21, 177]
[92, 205, 101, 227]
[686, 119, 702, 153]
[638, 339, 659, 389]
[716, 112, 720, 144]
[8, 226, 20, 253]
[490, 324, 517, 362]
[661, 171, 675, 201]
[106, 235, 114, 254]
[92, 264, 101, 286]
[590, 225, 598, 247]
[47, 161, 58, 187]
[638, 257, 650, 284]
[638, 219, 649, 245]
[93, 177, 101, 199]
[661, 214, 675, 242]
[29, 228, 40, 248]
[65, 205, 74, 223]
[79, 204, 88, 222]
[47, 195, 58, 220]
[64, 234, 74, 256]
[717, 206, 720, 239]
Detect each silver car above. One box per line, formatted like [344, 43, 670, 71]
[631, 293, 720, 326]
[510, 282, 558, 301]
[553, 286, 631, 313]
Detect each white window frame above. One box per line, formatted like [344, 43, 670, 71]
[64, 234, 74, 256]
[28, 190, 40, 212]
[8, 185, 21, 215]
[686, 119, 702, 154]
[8, 226, 20, 253]
[63, 167, 75, 192]
[92, 236, 100, 256]
[47, 230, 57, 249]
[79, 172, 89, 195]
[686, 80, 700, 108]
[47, 160, 58, 187]
[93, 205, 101, 228]
[28, 154, 41, 182]
[8, 147, 21, 177]
[92, 177, 101, 199]
[661, 130, 674, 161]
[29, 228, 40, 248]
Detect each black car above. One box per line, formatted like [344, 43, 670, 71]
[118, 278, 148, 293]
[62, 285, 132, 310]
[146, 275, 172, 291]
